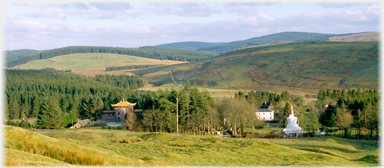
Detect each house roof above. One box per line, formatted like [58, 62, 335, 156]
[111, 99, 136, 107]
[256, 109, 273, 112]
[260, 102, 272, 109]
[78, 119, 91, 126]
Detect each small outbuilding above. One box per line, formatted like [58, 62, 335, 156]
[70, 119, 91, 129]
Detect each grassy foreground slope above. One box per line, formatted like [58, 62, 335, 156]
[136, 41, 378, 90]
[4, 126, 379, 166]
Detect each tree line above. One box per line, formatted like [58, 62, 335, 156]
[6, 46, 219, 67]
[5, 70, 142, 127]
[317, 88, 379, 139]
[105, 65, 161, 71]
[95, 74, 144, 89]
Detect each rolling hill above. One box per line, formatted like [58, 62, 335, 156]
[6, 46, 219, 68]
[196, 32, 363, 53]
[329, 32, 379, 42]
[5, 49, 40, 62]
[134, 41, 378, 90]
[156, 41, 223, 50]
[11, 53, 187, 77]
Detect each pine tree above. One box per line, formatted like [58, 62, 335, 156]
[36, 96, 63, 129]
[283, 102, 291, 127]
[32, 96, 40, 117]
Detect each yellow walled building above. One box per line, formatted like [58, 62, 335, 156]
[102, 99, 137, 121]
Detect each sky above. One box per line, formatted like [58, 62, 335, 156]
[2, 0, 381, 51]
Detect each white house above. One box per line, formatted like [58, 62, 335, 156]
[255, 102, 275, 121]
[256, 109, 274, 121]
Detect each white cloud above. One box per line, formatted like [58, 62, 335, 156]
[144, 3, 222, 17]
[4, 3, 380, 50]
[318, 3, 372, 8]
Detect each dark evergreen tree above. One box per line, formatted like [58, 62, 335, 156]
[36, 96, 63, 129]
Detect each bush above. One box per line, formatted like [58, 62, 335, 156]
[115, 137, 144, 143]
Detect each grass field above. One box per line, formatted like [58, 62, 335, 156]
[4, 125, 379, 166]
[12, 53, 186, 72]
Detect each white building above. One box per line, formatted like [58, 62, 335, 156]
[256, 109, 274, 121]
[256, 102, 275, 121]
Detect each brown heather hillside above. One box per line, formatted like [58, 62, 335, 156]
[329, 32, 379, 42]
[134, 41, 378, 91]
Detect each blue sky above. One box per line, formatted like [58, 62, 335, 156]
[3, 1, 381, 51]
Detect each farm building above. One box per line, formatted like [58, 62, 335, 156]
[256, 102, 275, 121]
[70, 119, 91, 129]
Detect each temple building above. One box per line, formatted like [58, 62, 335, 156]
[102, 99, 140, 122]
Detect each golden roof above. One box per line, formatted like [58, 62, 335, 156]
[111, 99, 136, 107]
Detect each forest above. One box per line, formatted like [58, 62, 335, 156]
[6, 46, 219, 68]
[4, 69, 380, 139]
[105, 65, 161, 71]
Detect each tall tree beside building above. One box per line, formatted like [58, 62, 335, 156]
[36, 96, 63, 129]
[125, 111, 137, 131]
[335, 103, 353, 138]
[283, 102, 291, 127]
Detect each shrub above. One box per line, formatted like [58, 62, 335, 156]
[115, 137, 144, 143]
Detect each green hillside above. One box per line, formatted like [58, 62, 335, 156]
[5, 49, 40, 62]
[135, 41, 378, 90]
[12, 53, 185, 72]
[197, 32, 359, 53]
[4, 126, 379, 166]
[156, 41, 223, 50]
[6, 46, 219, 68]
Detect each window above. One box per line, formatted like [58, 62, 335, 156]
[118, 112, 120, 115]
[108, 113, 110, 116]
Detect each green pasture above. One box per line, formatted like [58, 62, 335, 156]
[4, 125, 379, 166]
[12, 53, 180, 71]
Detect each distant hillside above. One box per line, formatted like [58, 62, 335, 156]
[12, 53, 186, 74]
[196, 32, 358, 53]
[156, 41, 223, 50]
[5, 49, 40, 62]
[135, 41, 378, 90]
[6, 46, 219, 68]
[329, 32, 379, 42]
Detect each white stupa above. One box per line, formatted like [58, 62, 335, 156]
[283, 106, 302, 134]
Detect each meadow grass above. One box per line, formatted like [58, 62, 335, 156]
[5, 126, 379, 166]
[4, 148, 71, 166]
[12, 53, 185, 71]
